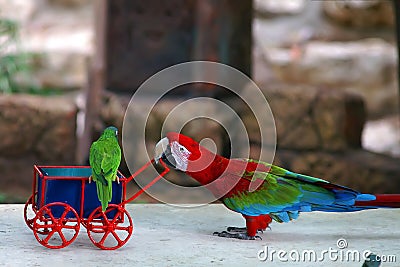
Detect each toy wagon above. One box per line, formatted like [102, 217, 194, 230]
[23, 159, 169, 250]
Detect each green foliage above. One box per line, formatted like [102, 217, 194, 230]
[0, 18, 41, 94]
[0, 192, 24, 204]
[0, 193, 6, 203]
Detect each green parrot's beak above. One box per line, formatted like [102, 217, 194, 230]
[154, 137, 169, 164]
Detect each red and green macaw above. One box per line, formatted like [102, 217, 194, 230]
[89, 126, 121, 211]
[154, 132, 400, 240]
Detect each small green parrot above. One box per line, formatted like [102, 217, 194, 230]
[89, 126, 121, 211]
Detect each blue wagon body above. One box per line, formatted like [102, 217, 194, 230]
[35, 166, 125, 219]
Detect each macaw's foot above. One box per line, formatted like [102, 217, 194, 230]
[213, 231, 262, 240]
[227, 226, 267, 234]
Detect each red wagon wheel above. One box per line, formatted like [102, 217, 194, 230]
[86, 204, 133, 250]
[23, 193, 37, 231]
[32, 202, 80, 249]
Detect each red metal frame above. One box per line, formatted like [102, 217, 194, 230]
[32, 165, 126, 219]
[26, 158, 170, 250]
[31, 159, 169, 216]
[122, 158, 170, 204]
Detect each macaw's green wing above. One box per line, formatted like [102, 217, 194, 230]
[223, 168, 323, 221]
[100, 142, 121, 182]
[223, 158, 375, 222]
[89, 141, 107, 185]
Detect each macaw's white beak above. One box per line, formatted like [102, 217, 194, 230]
[154, 137, 169, 164]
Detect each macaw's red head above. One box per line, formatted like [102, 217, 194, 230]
[154, 132, 228, 184]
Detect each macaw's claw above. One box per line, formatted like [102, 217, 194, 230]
[88, 176, 92, 183]
[213, 231, 262, 240]
[226, 226, 246, 233]
[227, 227, 266, 234]
[257, 226, 272, 233]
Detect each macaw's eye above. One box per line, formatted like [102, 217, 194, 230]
[180, 147, 184, 151]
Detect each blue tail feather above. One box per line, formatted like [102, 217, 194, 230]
[355, 194, 376, 202]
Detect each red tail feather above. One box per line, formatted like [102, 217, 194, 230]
[355, 194, 400, 208]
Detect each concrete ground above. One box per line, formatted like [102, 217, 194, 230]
[1, 204, 399, 266]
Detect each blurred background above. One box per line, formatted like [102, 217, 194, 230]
[0, 0, 399, 203]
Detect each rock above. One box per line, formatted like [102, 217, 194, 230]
[150, 97, 232, 155]
[254, 0, 305, 16]
[0, 156, 38, 202]
[313, 89, 365, 150]
[121, 96, 163, 170]
[323, 0, 394, 28]
[0, 94, 77, 161]
[34, 96, 77, 163]
[264, 85, 320, 150]
[29, 52, 89, 90]
[47, 0, 92, 8]
[0, 96, 44, 156]
[123, 97, 231, 169]
[276, 148, 400, 194]
[100, 93, 127, 129]
[0, 94, 77, 201]
[22, 21, 93, 55]
[267, 39, 397, 117]
[238, 83, 366, 151]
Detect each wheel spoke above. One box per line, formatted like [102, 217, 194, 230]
[110, 211, 121, 224]
[43, 207, 56, 222]
[60, 207, 71, 221]
[111, 230, 123, 245]
[98, 231, 110, 246]
[58, 230, 67, 244]
[101, 212, 109, 223]
[43, 229, 56, 243]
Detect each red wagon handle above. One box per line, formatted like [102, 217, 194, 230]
[122, 158, 170, 205]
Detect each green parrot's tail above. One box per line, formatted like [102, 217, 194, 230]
[95, 180, 112, 212]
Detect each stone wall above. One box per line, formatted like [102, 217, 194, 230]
[276, 149, 400, 194]
[238, 83, 400, 193]
[0, 94, 77, 202]
[1, 0, 397, 117]
[267, 39, 397, 118]
[0, 0, 399, 202]
[254, 0, 398, 119]
[99, 84, 400, 196]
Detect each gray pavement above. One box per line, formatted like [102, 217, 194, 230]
[0, 204, 399, 266]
